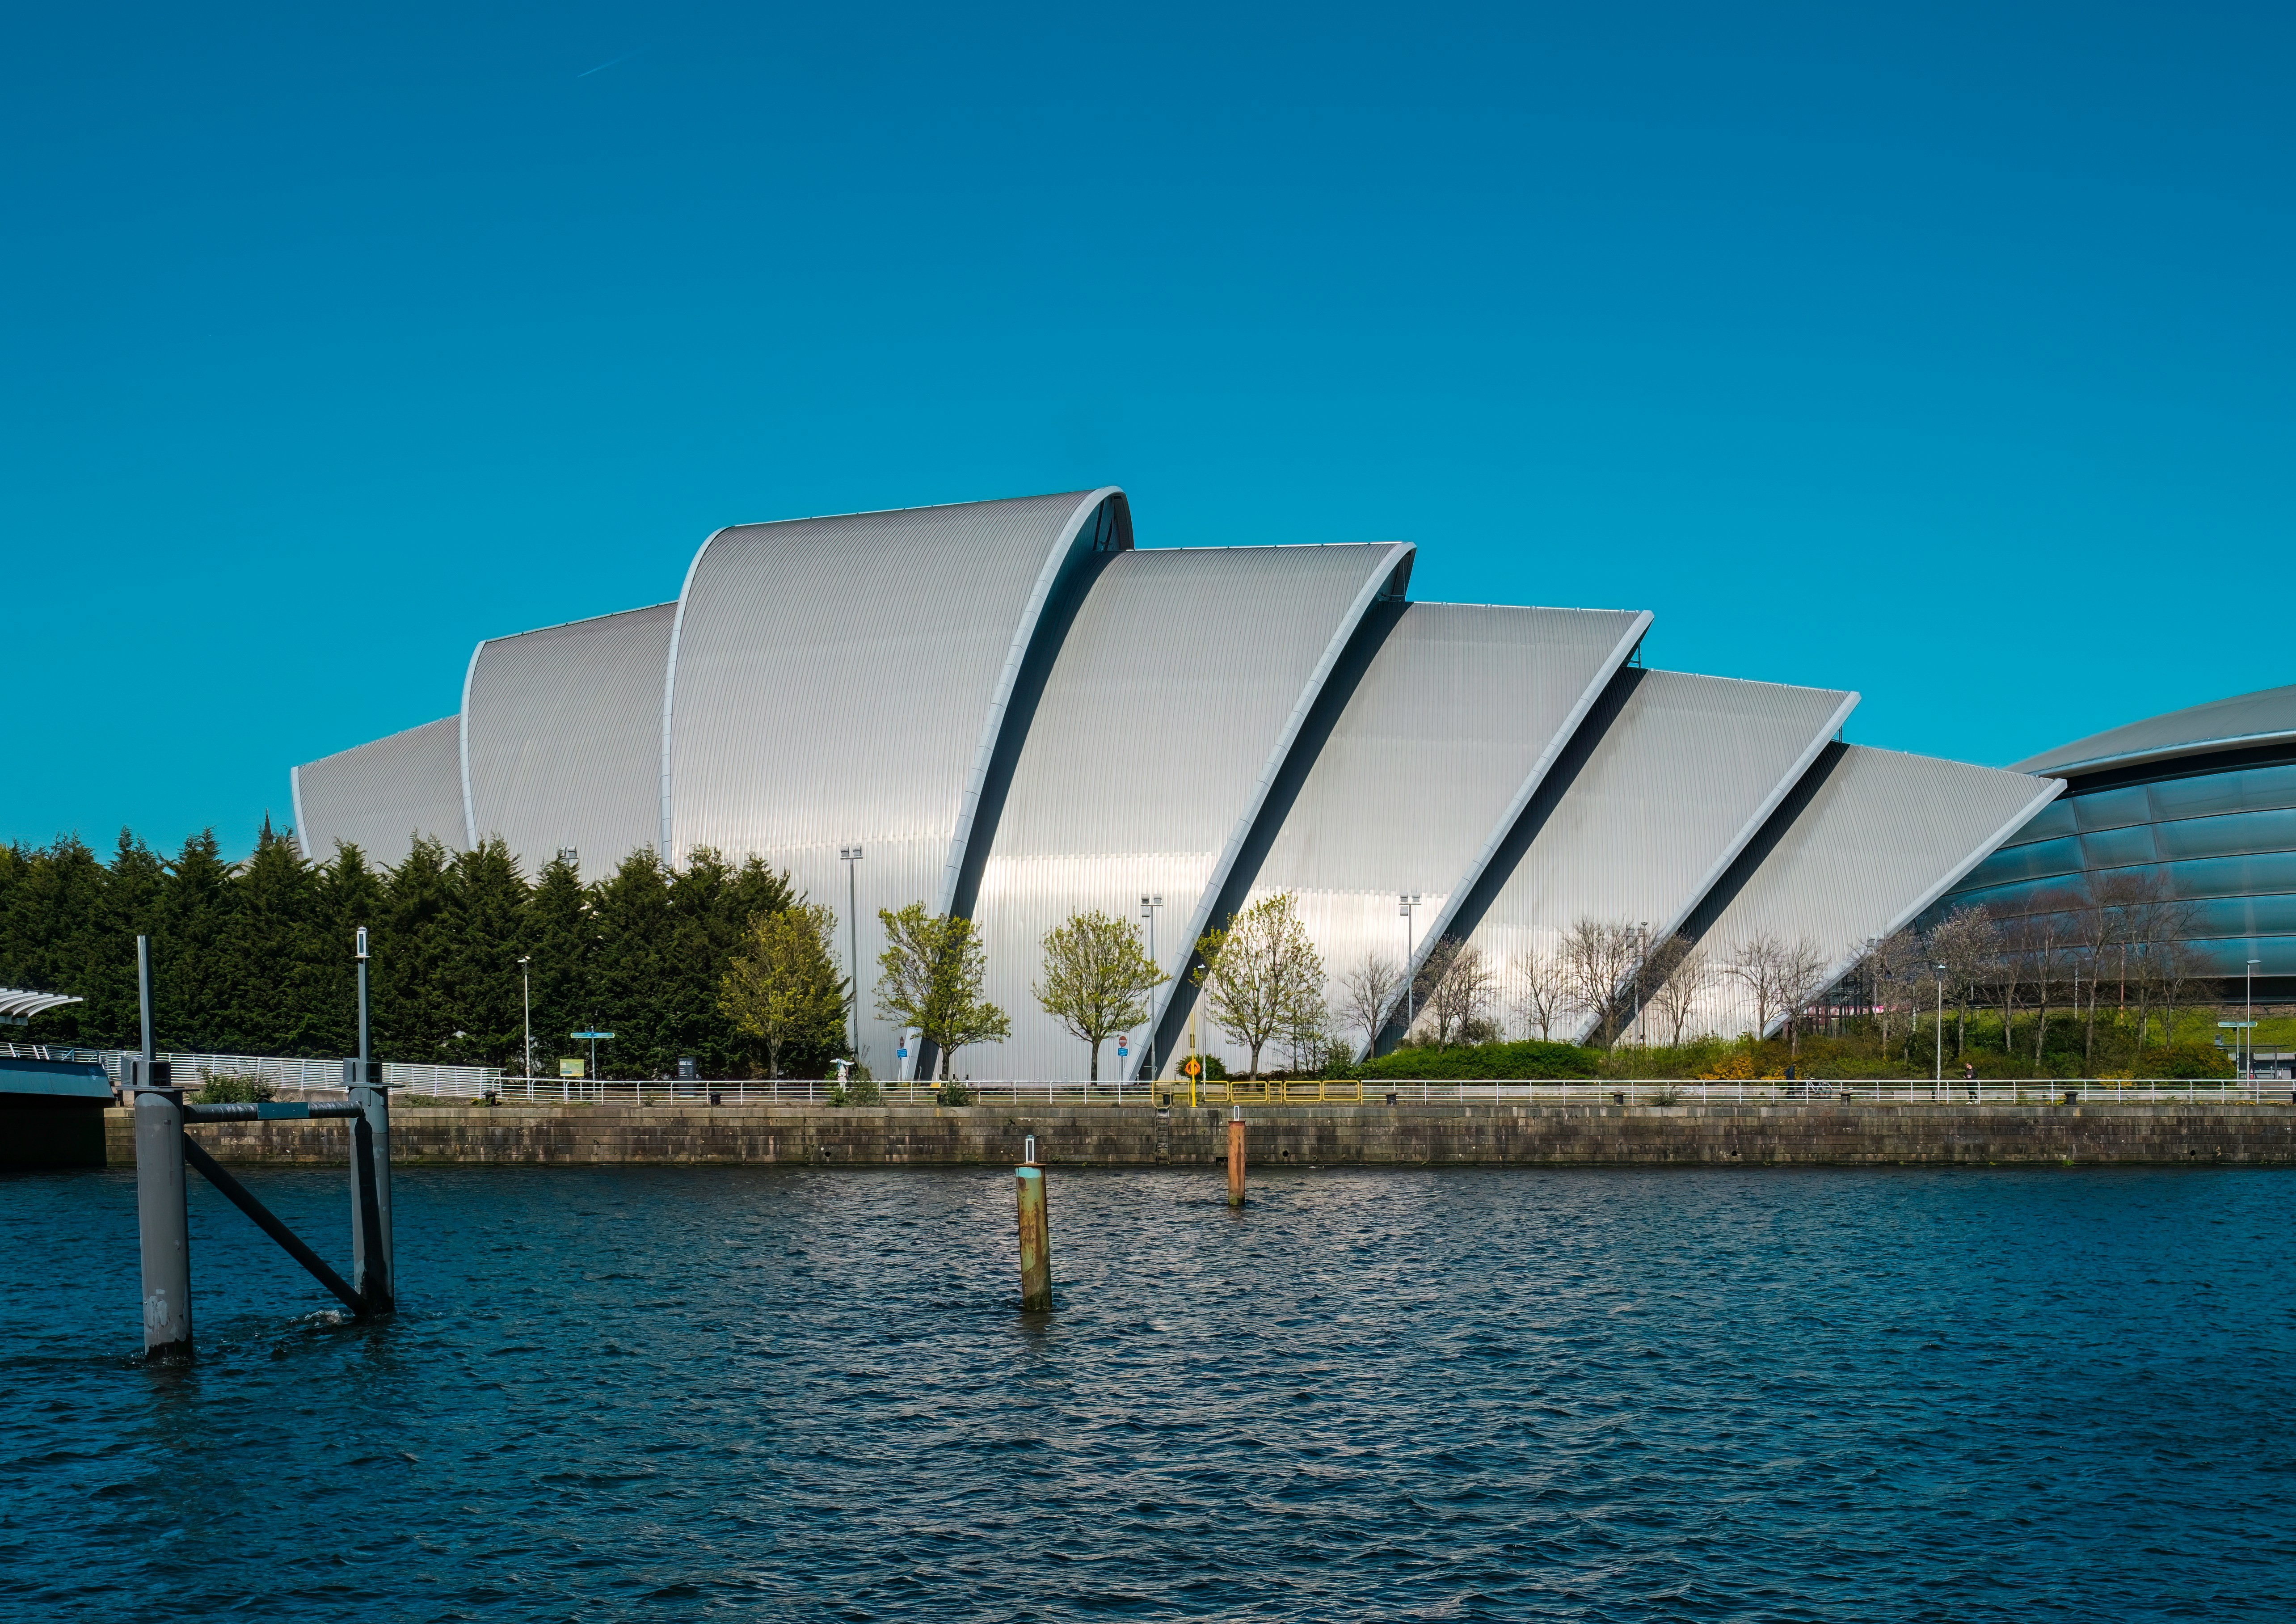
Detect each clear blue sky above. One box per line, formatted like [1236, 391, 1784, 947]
[7, 3, 2292, 860]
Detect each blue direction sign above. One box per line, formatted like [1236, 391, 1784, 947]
[571, 1030, 616, 1039]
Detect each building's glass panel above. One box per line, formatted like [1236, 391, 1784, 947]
[2072, 785, 2154, 833]
[2162, 852, 2296, 903]
[2007, 798, 2078, 846]
[1959, 835, 2085, 890]
[2153, 806, 2296, 863]
[2181, 933, 2296, 975]
[2181, 898, 2296, 943]
[1950, 872, 2113, 917]
[2079, 823, 2161, 871]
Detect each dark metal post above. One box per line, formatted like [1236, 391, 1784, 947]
[1015, 1134, 1050, 1311]
[1227, 1104, 1246, 1208]
[348, 926, 393, 1314]
[130, 936, 192, 1358]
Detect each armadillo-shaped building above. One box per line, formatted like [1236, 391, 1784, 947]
[291, 489, 2058, 1076]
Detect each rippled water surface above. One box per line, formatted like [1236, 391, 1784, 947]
[3, 1164, 2292, 1620]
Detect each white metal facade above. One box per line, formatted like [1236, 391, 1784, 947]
[460, 603, 677, 882]
[1681, 743, 2064, 1038]
[1462, 670, 1856, 1042]
[285, 484, 2066, 1076]
[1231, 602, 1648, 1064]
[970, 543, 1412, 1081]
[291, 716, 466, 865]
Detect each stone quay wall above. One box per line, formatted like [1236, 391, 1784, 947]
[103, 1101, 2296, 1169]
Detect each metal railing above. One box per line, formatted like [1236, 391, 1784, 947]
[0, 1044, 502, 1099]
[382, 1075, 2296, 1108]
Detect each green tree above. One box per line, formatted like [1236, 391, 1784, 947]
[524, 850, 593, 1077]
[1032, 908, 1167, 1080]
[875, 903, 1008, 1079]
[719, 903, 846, 1078]
[378, 836, 459, 1062]
[587, 848, 678, 1078]
[1192, 891, 1325, 1078]
[447, 839, 531, 1067]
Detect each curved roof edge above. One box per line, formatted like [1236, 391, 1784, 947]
[936, 489, 1132, 915]
[655, 488, 1128, 865]
[458, 637, 485, 849]
[1398, 607, 1654, 1030]
[1152, 540, 1417, 1046]
[2014, 683, 2296, 779]
[1555, 683, 1858, 1047]
[290, 764, 310, 861]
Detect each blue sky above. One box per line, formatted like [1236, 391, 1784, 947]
[7, 2, 2292, 859]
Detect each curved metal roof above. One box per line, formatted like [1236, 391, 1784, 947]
[660, 489, 1129, 1075]
[2014, 683, 2296, 779]
[461, 603, 676, 880]
[969, 541, 1413, 1081]
[1457, 668, 1857, 1045]
[1231, 601, 1650, 1062]
[0, 988, 84, 1022]
[1682, 743, 2062, 1038]
[290, 716, 467, 866]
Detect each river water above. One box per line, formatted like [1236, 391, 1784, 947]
[2, 1164, 2291, 1620]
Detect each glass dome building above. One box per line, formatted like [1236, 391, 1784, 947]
[1933, 684, 2296, 1000]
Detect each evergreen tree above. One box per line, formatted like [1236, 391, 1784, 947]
[449, 839, 530, 1067]
[156, 831, 238, 1051]
[587, 849, 679, 1078]
[379, 837, 459, 1061]
[525, 851, 592, 1079]
[218, 820, 313, 1053]
[305, 843, 385, 1057]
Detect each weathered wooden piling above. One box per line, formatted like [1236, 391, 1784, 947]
[1226, 1105, 1246, 1208]
[347, 927, 394, 1314]
[1015, 1134, 1051, 1310]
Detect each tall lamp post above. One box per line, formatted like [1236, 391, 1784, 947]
[1399, 894, 1422, 1033]
[2248, 958, 2262, 1080]
[840, 846, 864, 1064]
[517, 954, 533, 1085]
[1933, 962, 1947, 1093]
[1140, 893, 1163, 1080]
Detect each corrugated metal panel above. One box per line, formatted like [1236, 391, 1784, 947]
[2014, 683, 2296, 777]
[1234, 602, 1648, 1063]
[972, 542, 1413, 1080]
[661, 489, 1126, 1076]
[289, 717, 467, 867]
[1683, 742, 2064, 1038]
[1464, 670, 1856, 1042]
[461, 603, 676, 881]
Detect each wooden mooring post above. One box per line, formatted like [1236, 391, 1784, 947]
[1227, 1105, 1247, 1208]
[1015, 1134, 1051, 1311]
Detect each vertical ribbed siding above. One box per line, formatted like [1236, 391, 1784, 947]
[290, 717, 467, 867]
[462, 603, 677, 882]
[660, 489, 1121, 1075]
[1235, 602, 1648, 1064]
[972, 543, 1411, 1080]
[1684, 743, 2064, 1037]
[1462, 671, 1856, 1042]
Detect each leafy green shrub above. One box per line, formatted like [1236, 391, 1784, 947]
[194, 1071, 277, 1104]
[1360, 1040, 1601, 1080]
[938, 1078, 974, 1106]
[2136, 1042, 2236, 1080]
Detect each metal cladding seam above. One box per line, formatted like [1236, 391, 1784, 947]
[2013, 682, 2296, 778]
[970, 541, 1413, 1082]
[657, 489, 1125, 1076]
[1685, 742, 2064, 1038]
[288, 716, 467, 866]
[1458, 669, 1857, 1044]
[1233, 602, 1649, 1064]
[461, 603, 678, 882]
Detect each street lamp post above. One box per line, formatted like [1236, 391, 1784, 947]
[517, 955, 532, 1097]
[2248, 958, 2262, 1080]
[840, 846, 864, 1066]
[1933, 962, 1946, 1093]
[1140, 893, 1163, 1080]
[1400, 894, 1422, 1033]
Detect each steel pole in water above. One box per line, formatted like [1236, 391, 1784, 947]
[1227, 1105, 1246, 1208]
[1015, 1136, 1050, 1311]
[130, 937, 192, 1358]
[349, 927, 394, 1314]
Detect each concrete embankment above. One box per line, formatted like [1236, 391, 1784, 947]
[103, 1101, 2296, 1168]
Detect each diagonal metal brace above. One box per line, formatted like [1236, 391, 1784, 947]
[179, 1135, 368, 1317]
